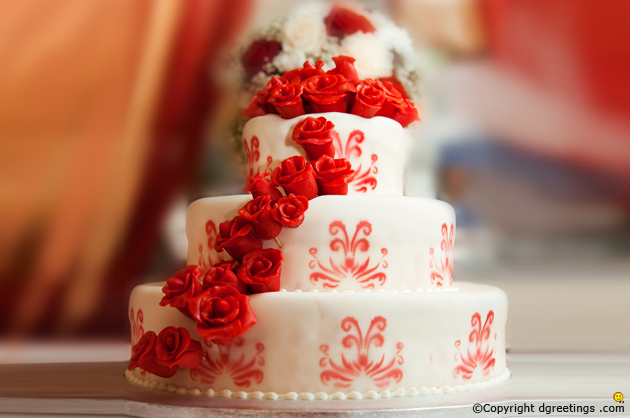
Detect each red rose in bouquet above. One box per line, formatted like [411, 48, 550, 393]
[159, 265, 203, 319]
[238, 195, 283, 240]
[270, 155, 318, 200]
[242, 39, 281, 78]
[324, 6, 376, 38]
[242, 173, 283, 203]
[272, 194, 309, 228]
[155, 326, 203, 370]
[238, 248, 283, 294]
[312, 155, 355, 195]
[203, 260, 247, 294]
[351, 79, 386, 118]
[187, 285, 257, 346]
[326, 56, 359, 85]
[268, 83, 306, 119]
[281, 60, 325, 85]
[302, 74, 356, 113]
[242, 77, 287, 117]
[128, 331, 179, 378]
[215, 216, 263, 262]
[377, 97, 420, 128]
[292, 116, 336, 160]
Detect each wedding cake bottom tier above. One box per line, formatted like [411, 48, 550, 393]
[127, 282, 509, 400]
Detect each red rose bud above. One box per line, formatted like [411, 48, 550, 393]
[324, 6, 376, 38]
[187, 285, 257, 346]
[242, 173, 283, 203]
[238, 248, 283, 294]
[351, 79, 386, 118]
[129, 331, 179, 378]
[270, 155, 318, 200]
[292, 116, 336, 160]
[327, 56, 359, 85]
[281, 60, 325, 85]
[242, 39, 281, 78]
[379, 75, 409, 99]
[155, 327, 203, 370]
[215, 216, 263, 262]
[268, 83, 306, 119]
[160, 265, 204, 320]
[238, 195, 283, 240]
[242, 77, 287, 118]
[312, 155, 355, 195]
[203, 260, 247, 294]
[303, 74, 356, 113]
[272, 194, 309, 228]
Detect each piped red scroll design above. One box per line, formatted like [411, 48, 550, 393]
[198, 220, 224, 273]
[129, 308, 144, 345]
[332, 130, 378, 193]
[319, 316, 404, 389]
[308, 221, 388, 289]
[453, 311, 497, 380]
[429, 223, 454, 287]
[189, 337, 265, 388]
[243, 136, 272, 178]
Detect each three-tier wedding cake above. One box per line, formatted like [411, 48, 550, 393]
[125, 41, 509, 400]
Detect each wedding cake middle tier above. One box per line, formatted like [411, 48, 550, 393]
[187, 196, 455, 292]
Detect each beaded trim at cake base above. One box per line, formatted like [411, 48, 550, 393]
[124, 368, 510, 401]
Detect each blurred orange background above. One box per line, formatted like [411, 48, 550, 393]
[0, 0, 628, 354]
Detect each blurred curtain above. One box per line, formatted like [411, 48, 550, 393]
[0, 0, 252, 336]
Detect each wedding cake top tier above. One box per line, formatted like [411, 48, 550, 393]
[243, 113, 406, 196]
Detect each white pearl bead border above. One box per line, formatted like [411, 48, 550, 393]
[125, 368, 510, 401]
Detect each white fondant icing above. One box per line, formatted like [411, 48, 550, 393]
[128, 282, 507, 397]
[187, 195, 456, 291]
[242, 113, 406, 196]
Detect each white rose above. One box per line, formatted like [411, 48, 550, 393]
[340, 32, 394, 79]
[271, 50, 307, 74]
[281, 13, 326, 55]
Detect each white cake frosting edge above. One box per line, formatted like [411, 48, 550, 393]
[125, 368, 510, 401]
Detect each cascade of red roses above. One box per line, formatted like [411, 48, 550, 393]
[128, 113, 359, 377]
[242, 55, 420, 128]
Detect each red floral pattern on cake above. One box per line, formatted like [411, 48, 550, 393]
[308, 220, 388, 289]
[198, 220, 224, 273]
[454, 311, 497, 380]
[332, 129, 378, 193]
[429, 223, 454, 287]
[319, 316, 403, 388]
[244, 136, 272, 178]
[130, 308, 144, 345]
[190, 337, 265, 388]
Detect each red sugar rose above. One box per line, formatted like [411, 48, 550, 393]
[302, 74, 356, 113]
[242, 173, 283, 203]
[312, 155, 355, 195]
[187, 285, 257, 346]
[242, 77, 287, 117]
[292, 116, 336, 160]
[268, 83, 306, 119]
[155, 326, 203, 370]
[326, 56, 359, 85]
[128, 331, 178, 378]
[281, 60, 325, 85]
[270, 156, 318, 200]
[238, 195, 283, 240]
[215, 216, 263, 262]
[159, 265, 203, 320]
[272, 194, 309, 228]
[351, 79, 386, 118]
[203, 260, 247, 294]
[377, 97, 420, 128]
[324, 6, 376, 39]
[379, 75, 409, 100]
[242, 39, 281, 78]
[238, 248, 283, 294]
